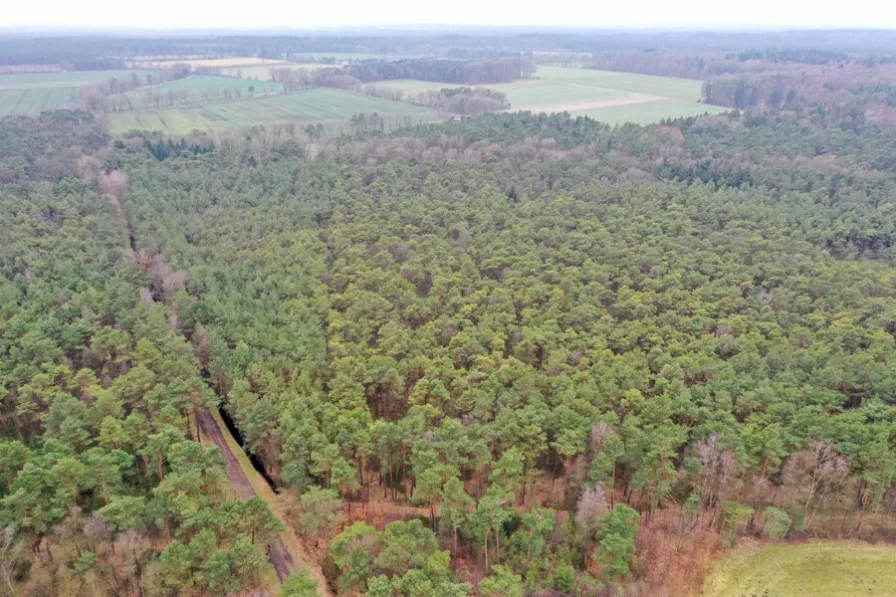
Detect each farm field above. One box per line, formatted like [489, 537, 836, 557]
[142, 75, 282, 94]
[375, 65, 726, 124]
[131, 57, 288, 69]
[0, 69, 154, 117]
[107, 88, 442, 134]
[219, 63, 331, 80]
[299, 52, 419, 61]
[700, 540, 896, 596]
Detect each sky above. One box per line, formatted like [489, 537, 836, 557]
[2, 0, 896, 30]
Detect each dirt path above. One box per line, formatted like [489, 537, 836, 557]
[514, 92, 665, 114]
[197, 408, 333, 596]
[197, 409, 254, 498]
[115, 167, 330, 596]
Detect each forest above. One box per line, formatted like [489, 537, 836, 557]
[5, 27, 896, 597]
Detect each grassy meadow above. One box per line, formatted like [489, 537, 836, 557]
[700, 540, 896, 597]
[0, 70, 152, 117]
[108, 88, 441, 134]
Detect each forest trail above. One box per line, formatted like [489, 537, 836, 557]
[197, 408, 334, 596]
[112, 181, 330, 596]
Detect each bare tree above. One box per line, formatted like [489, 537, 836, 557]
[696, 434, 737, 527]
[782, 441, 849, 529]
[0, 527, 22, 597]
[575, 484, 610, 539]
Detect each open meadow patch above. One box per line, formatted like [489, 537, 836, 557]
[700, 540, 896, 597]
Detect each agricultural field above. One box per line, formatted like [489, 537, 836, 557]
[107, 88, 441, 134]
[0, 69, 151, 117]
[375, 65, 727, 124]
[299, 52, 419, 61]
[219, 63, 331, 80]
[131, 57, 288, 69]
[140, 75, 282, 95]
[700, 540, 896, 596]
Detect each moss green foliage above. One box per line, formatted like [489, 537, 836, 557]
[107, 103, 896, 593]
[8, 35, 896, 595]
[761, 507, 792, 541]
[0, 111, 281, 597]
[594, 505, 641, 581]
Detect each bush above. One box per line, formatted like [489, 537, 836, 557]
[762, 507, 792, 541]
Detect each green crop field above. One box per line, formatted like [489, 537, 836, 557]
[0, 70, 153, 117]
[108, 88, 442, 134]
[137, 75, 282, 95]
[374, 65, 727, 124]
[700, 540, 896, 597]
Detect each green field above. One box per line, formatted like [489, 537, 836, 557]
[136, 75, 281, 95]
[0, 70, 153, 117]
[700, 540, 896, 596]
[108, 88, 441, 134]
[375, 65, 726, 125]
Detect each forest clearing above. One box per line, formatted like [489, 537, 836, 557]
[700, 540, 896, 596]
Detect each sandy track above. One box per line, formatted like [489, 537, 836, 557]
[197, 409, 295, 582]
[516, 93, 665, 113]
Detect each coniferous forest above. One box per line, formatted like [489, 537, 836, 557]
[5, 29, 896, 597]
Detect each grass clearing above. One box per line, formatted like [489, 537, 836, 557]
[700, 539, 896, 596]
[108, 88, 442, 134]
[374, 65, 726, 124]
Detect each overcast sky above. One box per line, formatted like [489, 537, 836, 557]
[3, 0, 896, 30]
